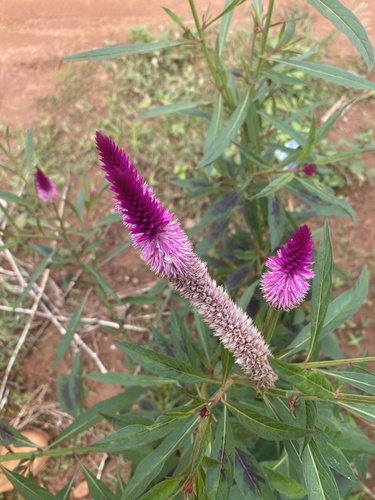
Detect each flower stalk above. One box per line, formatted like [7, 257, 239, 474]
[96, 132, 277, 389]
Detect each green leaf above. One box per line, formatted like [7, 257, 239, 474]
[54, 291, 90, 367]
[238, 281, 259, 312]
[315, 147, 375, 165]
[81, 261, 120, 302]
[267, 194, 286, 251]
[0, 465, 55, 499]
[324, 370, 375, 395]
[285, 267, 368, 357]
[302, 440, 340, 500]
[263, 467, 306, 499]
[162, 7, 186, 29]
[138, 101, 208, 120]
[307, 0, 374, 69]
[269, 359, 335, 399]
[272, 59, 375, 90]
[115, 341, 218, 384]
[252, 174, 294, 200]
[0, 189, 30, 207]
[93, 414, 190, 452]
[15, 249, 56, 307]
[52, 389, 143, 446]
[121, 415, 199, 499]
[170, 308, 195, 366]
[65, 40, 186, 61]
[194, 312, 212, 365]
[337, 402, 375, 424]
[234, 447, 273, 499]
[139, 478, 180, 500]
[217, 0, 239, 55]
[81, 464, 116, 500]
[225, 401, 314, 440]
[313, 432, 356, 481]
[258, 111, 304, 145]
[198, 90, 251, 167]
[55, 474, 76, 500]
[0, 421, 35, 448]
[204, 94, 224, 157]
[286, 177, 357, 220]
[307, 220, 332, 360]
[206, 406, 234, 499]
[57, 374, 73, 416]
[68, 350, 82, 417]
[86, 372, 179, 387]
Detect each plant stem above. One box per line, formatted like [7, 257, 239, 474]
[302, 356, 375, 368]
[264, 309, 280, 344]
[254, 0, 275, 78]
[0, 446, 93, 463]
[188, 0, 234, 109]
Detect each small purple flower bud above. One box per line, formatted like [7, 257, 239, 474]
[35, 167, 58, 202]
[200, 406, 209, 418]
[303, 163, 317, 176]
[96, 132, 277, 389]
[261, 225, 314, 311]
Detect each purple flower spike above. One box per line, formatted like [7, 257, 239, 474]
[96, 132, 194, 280]
[35, 167, 58, 202]
[261, 225, 314, 311]
[96, 132, 277, 389]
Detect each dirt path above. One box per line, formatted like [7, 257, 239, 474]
[1, 0, 374, 126]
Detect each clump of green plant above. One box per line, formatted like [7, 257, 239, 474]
[1, 0, 375, 498]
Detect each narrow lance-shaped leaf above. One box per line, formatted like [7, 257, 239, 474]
[68, 350, 82, 418]
[263, 467, 306, 499]
[306, 220, 332, 361]
[138, 101, 208, 120]
[271, 59, 375, 91]
[115, 340, 218, 384]
[198, 90, 251, 167]
[323, 370, 375, 396]
[15, 249, 56, 307]
[307, 0, 374, 69]
[269, 358, 335, 399]
[234, 447, 273, 499]
[225, 401, 314, 440]
[64, 40, 187, 61]
[121, 414, 199, 500]
[0, 465, 55, 500]
[52, 389, 144, 446]
[302, 440, 340, 500]
[93, 414, 191, 452]
[206, 406, 234, 499]
[283, 267, 368, 357]
[267, 194, 286, 251]
[86, 372, 179, 387]
[337, 402, 375, 425]
[54, 290, 90, 367]
[81, 464, 116, 500]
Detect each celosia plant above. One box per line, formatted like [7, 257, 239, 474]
[96, 131, 277, 389]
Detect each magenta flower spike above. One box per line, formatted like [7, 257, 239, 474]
[96, 132, 277, 389]
[261, 225, 315, 311]
[35, 167, 58, 202]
